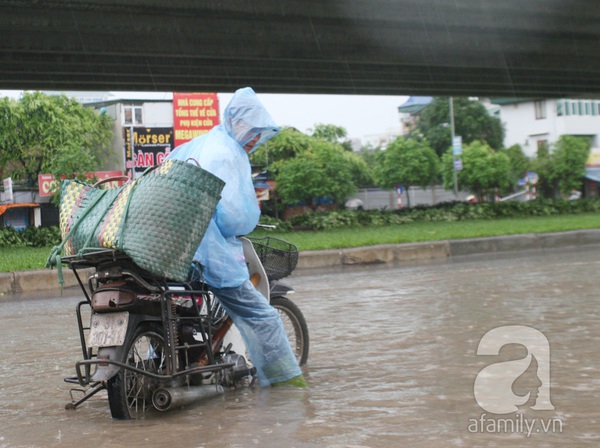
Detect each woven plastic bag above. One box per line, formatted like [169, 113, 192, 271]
[49, 159, 225, 282]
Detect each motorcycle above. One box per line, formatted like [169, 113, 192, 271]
[63, 231, 309, 420]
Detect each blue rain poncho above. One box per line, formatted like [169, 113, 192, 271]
[167, 87, 279, 287]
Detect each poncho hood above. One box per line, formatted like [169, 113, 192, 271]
[223, 87, 280, 153]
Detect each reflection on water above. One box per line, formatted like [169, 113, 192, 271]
[0, 246, 599, 447]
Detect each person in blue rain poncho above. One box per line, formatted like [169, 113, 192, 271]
[167, 87, 306, 387]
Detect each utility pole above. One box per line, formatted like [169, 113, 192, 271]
[450, 97, 459, 198]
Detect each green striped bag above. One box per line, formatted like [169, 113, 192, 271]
[49, 159, 224, 282]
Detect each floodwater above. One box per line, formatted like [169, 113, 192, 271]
[1, 246, 599, 447]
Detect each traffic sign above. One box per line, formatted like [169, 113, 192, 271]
[452, 136, 462, 155]
[2, 177, 13, 202]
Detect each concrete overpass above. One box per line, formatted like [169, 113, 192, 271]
[1, 0, 599, 97]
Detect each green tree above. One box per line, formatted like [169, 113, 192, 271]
[251, 124, 372, 213]
[531, 135, 590, 198]
[357, 145, 385, 172]
[415, 97, 504, 156]
[309, 123, 347, 142]
[250, 126, 311, 168]
[500, 144, 530, 191]
[375, 137, 440, 206]
[441, 140, 511, 201]
[275, 140, 356, 209]
[552, 135, 590, 195]
[344, 150, 375, 188]
[530, 142, 554, 199]
[309, 123, 354, 151]
[0, 92, 112, 187]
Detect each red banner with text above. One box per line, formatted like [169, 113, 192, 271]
[38, 171, 124, 197]
[173, 92, 220, 148]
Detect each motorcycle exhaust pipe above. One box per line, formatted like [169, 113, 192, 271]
[152, 384, 224, 411]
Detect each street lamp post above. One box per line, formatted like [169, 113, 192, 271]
[450, 97, 459, 198]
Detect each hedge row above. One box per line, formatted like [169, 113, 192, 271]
[0, 226, 61, 248]
[284, 198, 600, 231]
[2, 198, 599, 246]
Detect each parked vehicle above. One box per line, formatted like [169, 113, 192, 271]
[63, 233, 308, 419]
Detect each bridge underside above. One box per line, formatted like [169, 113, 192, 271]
[1, 1, 599, 97]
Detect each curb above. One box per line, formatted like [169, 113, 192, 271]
[293, 229, 600, 269]
[0, 267, 90, 296]
[296, 240, 450, 269]
[2, 229, 600, 296]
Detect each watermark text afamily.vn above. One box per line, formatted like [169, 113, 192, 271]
[468, 413, 564, 437]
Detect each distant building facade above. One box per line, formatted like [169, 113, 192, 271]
[1, 92, 221, 228]
[86, 92, 219, 179]
[397, 96, 433, 136]
[493, 98, 600, 197]
[492, 98, 600, 158]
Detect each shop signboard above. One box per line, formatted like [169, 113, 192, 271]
[38, 171, 124, 197]
[126, 127, 174, 178]
[173, 92, 219, 149]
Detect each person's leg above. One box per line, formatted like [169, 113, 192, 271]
[208, 281, 304, 387]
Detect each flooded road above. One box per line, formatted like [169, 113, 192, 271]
[1, 246, 599, 447]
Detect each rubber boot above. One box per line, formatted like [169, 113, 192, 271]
[271, 374, 308, 388]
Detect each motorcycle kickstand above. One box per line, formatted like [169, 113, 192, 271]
[65, 382, 106, 410]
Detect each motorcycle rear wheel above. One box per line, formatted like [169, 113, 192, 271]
[271, 296, 309, 366]
[106, 323, 166, 420]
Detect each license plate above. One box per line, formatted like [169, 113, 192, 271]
[88, 312, 129, 347]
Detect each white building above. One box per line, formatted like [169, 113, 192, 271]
[397, 96, 433, 136]
[492, 98, 600, 158]
[394, 96, 600, 197]
[361, 128, 403, 150]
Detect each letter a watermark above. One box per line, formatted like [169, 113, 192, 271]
[474, 325, 554, 414]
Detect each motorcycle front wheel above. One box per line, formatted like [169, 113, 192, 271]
[271, 296, 309, 366]
[106, 323, 166, 420]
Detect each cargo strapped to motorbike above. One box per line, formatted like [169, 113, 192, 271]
[47, 159, 225, 285]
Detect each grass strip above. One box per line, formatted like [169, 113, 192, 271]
[2, 213, 600, 272]
[254, 213, 600, 251]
